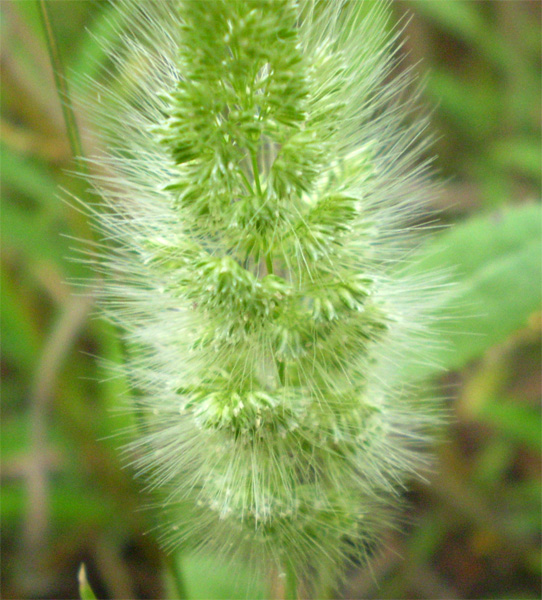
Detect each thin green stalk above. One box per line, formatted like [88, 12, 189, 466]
[38, 0, 86, 175]
[38, 0, 96, 245]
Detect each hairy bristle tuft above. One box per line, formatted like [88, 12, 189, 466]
[79, 0, 445, 592]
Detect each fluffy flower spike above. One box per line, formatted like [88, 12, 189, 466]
[82, 0, 443, 592]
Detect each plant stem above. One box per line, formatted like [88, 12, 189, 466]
[38, 0, 86, 175]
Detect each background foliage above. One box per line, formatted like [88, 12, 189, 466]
[1, 1, 540, 598]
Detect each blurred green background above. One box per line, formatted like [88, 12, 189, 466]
[1, 1, 540, 598]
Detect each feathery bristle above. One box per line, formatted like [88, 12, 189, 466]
[80, 0, 445, 591]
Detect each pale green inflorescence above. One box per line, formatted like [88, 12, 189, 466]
[87, 0, 441, 588]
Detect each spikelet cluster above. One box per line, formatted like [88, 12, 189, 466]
[82, 0, 442, 590]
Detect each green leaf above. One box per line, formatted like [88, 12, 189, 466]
[411, 203, 542, 377]
[78, 564, 98, 600]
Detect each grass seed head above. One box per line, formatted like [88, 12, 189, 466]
[83, 0, 444, 590]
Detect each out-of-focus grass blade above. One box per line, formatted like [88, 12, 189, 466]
[1, 143, 93, 278]
[1, 142, 62, 212]
[411, 0, 513, 70]
[2, 200, 60, 263]
[507, 481, 542, 538]
[490, 138, 542, 183]
[2, 196, 91, 282]
[411, 0, 486, 42]
[7, 0, 42, 38]
[2, 478, 119, 529]
[0, 415, 30, 464]
[477, 398, 541, 451]
[0, 270, 41, 374]
[427, 70, 498, 138]
[473, 438, 515, 485]
[37, 0, 85, 173]
[70, 0, 129, 86]
[78, 564, 98, 600]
